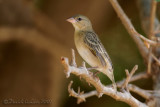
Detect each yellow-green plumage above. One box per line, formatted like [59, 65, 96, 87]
[67, 14, 116, 89]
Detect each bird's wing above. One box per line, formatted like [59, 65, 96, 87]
[83, 31, 113, 68]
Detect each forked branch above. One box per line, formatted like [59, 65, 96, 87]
[121, 65, 138, 91]
[61, 49, 149, 107]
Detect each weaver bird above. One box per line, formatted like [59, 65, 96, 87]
[67, 14, 116, 89]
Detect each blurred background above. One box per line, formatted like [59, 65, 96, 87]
[0, 0, 153, 107]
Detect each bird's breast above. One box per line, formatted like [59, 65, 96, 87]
[74, 34, 101, 68]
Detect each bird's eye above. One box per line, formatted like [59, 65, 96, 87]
[77, 18, 82, 21]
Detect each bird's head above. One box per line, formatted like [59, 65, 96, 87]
[67, 14, 93, 31]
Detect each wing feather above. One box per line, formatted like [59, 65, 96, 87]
[83, 31, 113, 68]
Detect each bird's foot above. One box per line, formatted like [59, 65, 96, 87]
[92, 71, 101, 80]
[93, 71, 100, 76]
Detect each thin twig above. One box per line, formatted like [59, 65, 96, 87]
[131, 29, 158, 46]
[151, 54, 160, 66]
[147, 47, 152, 74]
[149, 0, 157, 39]
[147, 0, 157, 75]
[146, 0, 157, 75]
[128, 84, 152, 100]
[68, 81, 86, 104]
[71, 49, 77, 67]
[121, 65, 138, 90]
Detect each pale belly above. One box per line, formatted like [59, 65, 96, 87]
[75, 41, 101, 68]
[74, 34, 114, 80]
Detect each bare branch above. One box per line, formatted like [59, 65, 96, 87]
[151, 54, 160, 66]
[148, 47, 153, 74]
[61, 50, 148, 107]
[121, 65, 138, 90]
[149, 0, 157, 38]
[117, 72, 149, 86]
[136, 0, 160, 37]
[71, 49, 77, 67]
[68, 81, 86, 104]
[68, 81, 100, 104]
[147, 0, 157, 75]
[131, 29, 158, 46]
[109, 0, 148, 60]
[61, 57, 71, 78]
[68, 83, 153, 104]
[128, 84, 153, 100]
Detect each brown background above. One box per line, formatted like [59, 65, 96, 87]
[0, 0, 151, 107]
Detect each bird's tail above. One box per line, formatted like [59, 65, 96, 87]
[111, 74, 117, 91]
[102, 69, 117, 91]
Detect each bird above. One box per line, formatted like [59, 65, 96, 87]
[67, 14, 116, 90]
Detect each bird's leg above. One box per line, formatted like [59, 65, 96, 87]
[93, 70, 101, 79]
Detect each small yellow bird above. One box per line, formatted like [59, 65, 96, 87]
[67, 14, 116, 89]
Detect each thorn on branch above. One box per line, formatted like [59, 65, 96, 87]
[71, 49, 77, 67]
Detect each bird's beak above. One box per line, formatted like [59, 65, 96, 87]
[66, 17, 76, 23]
